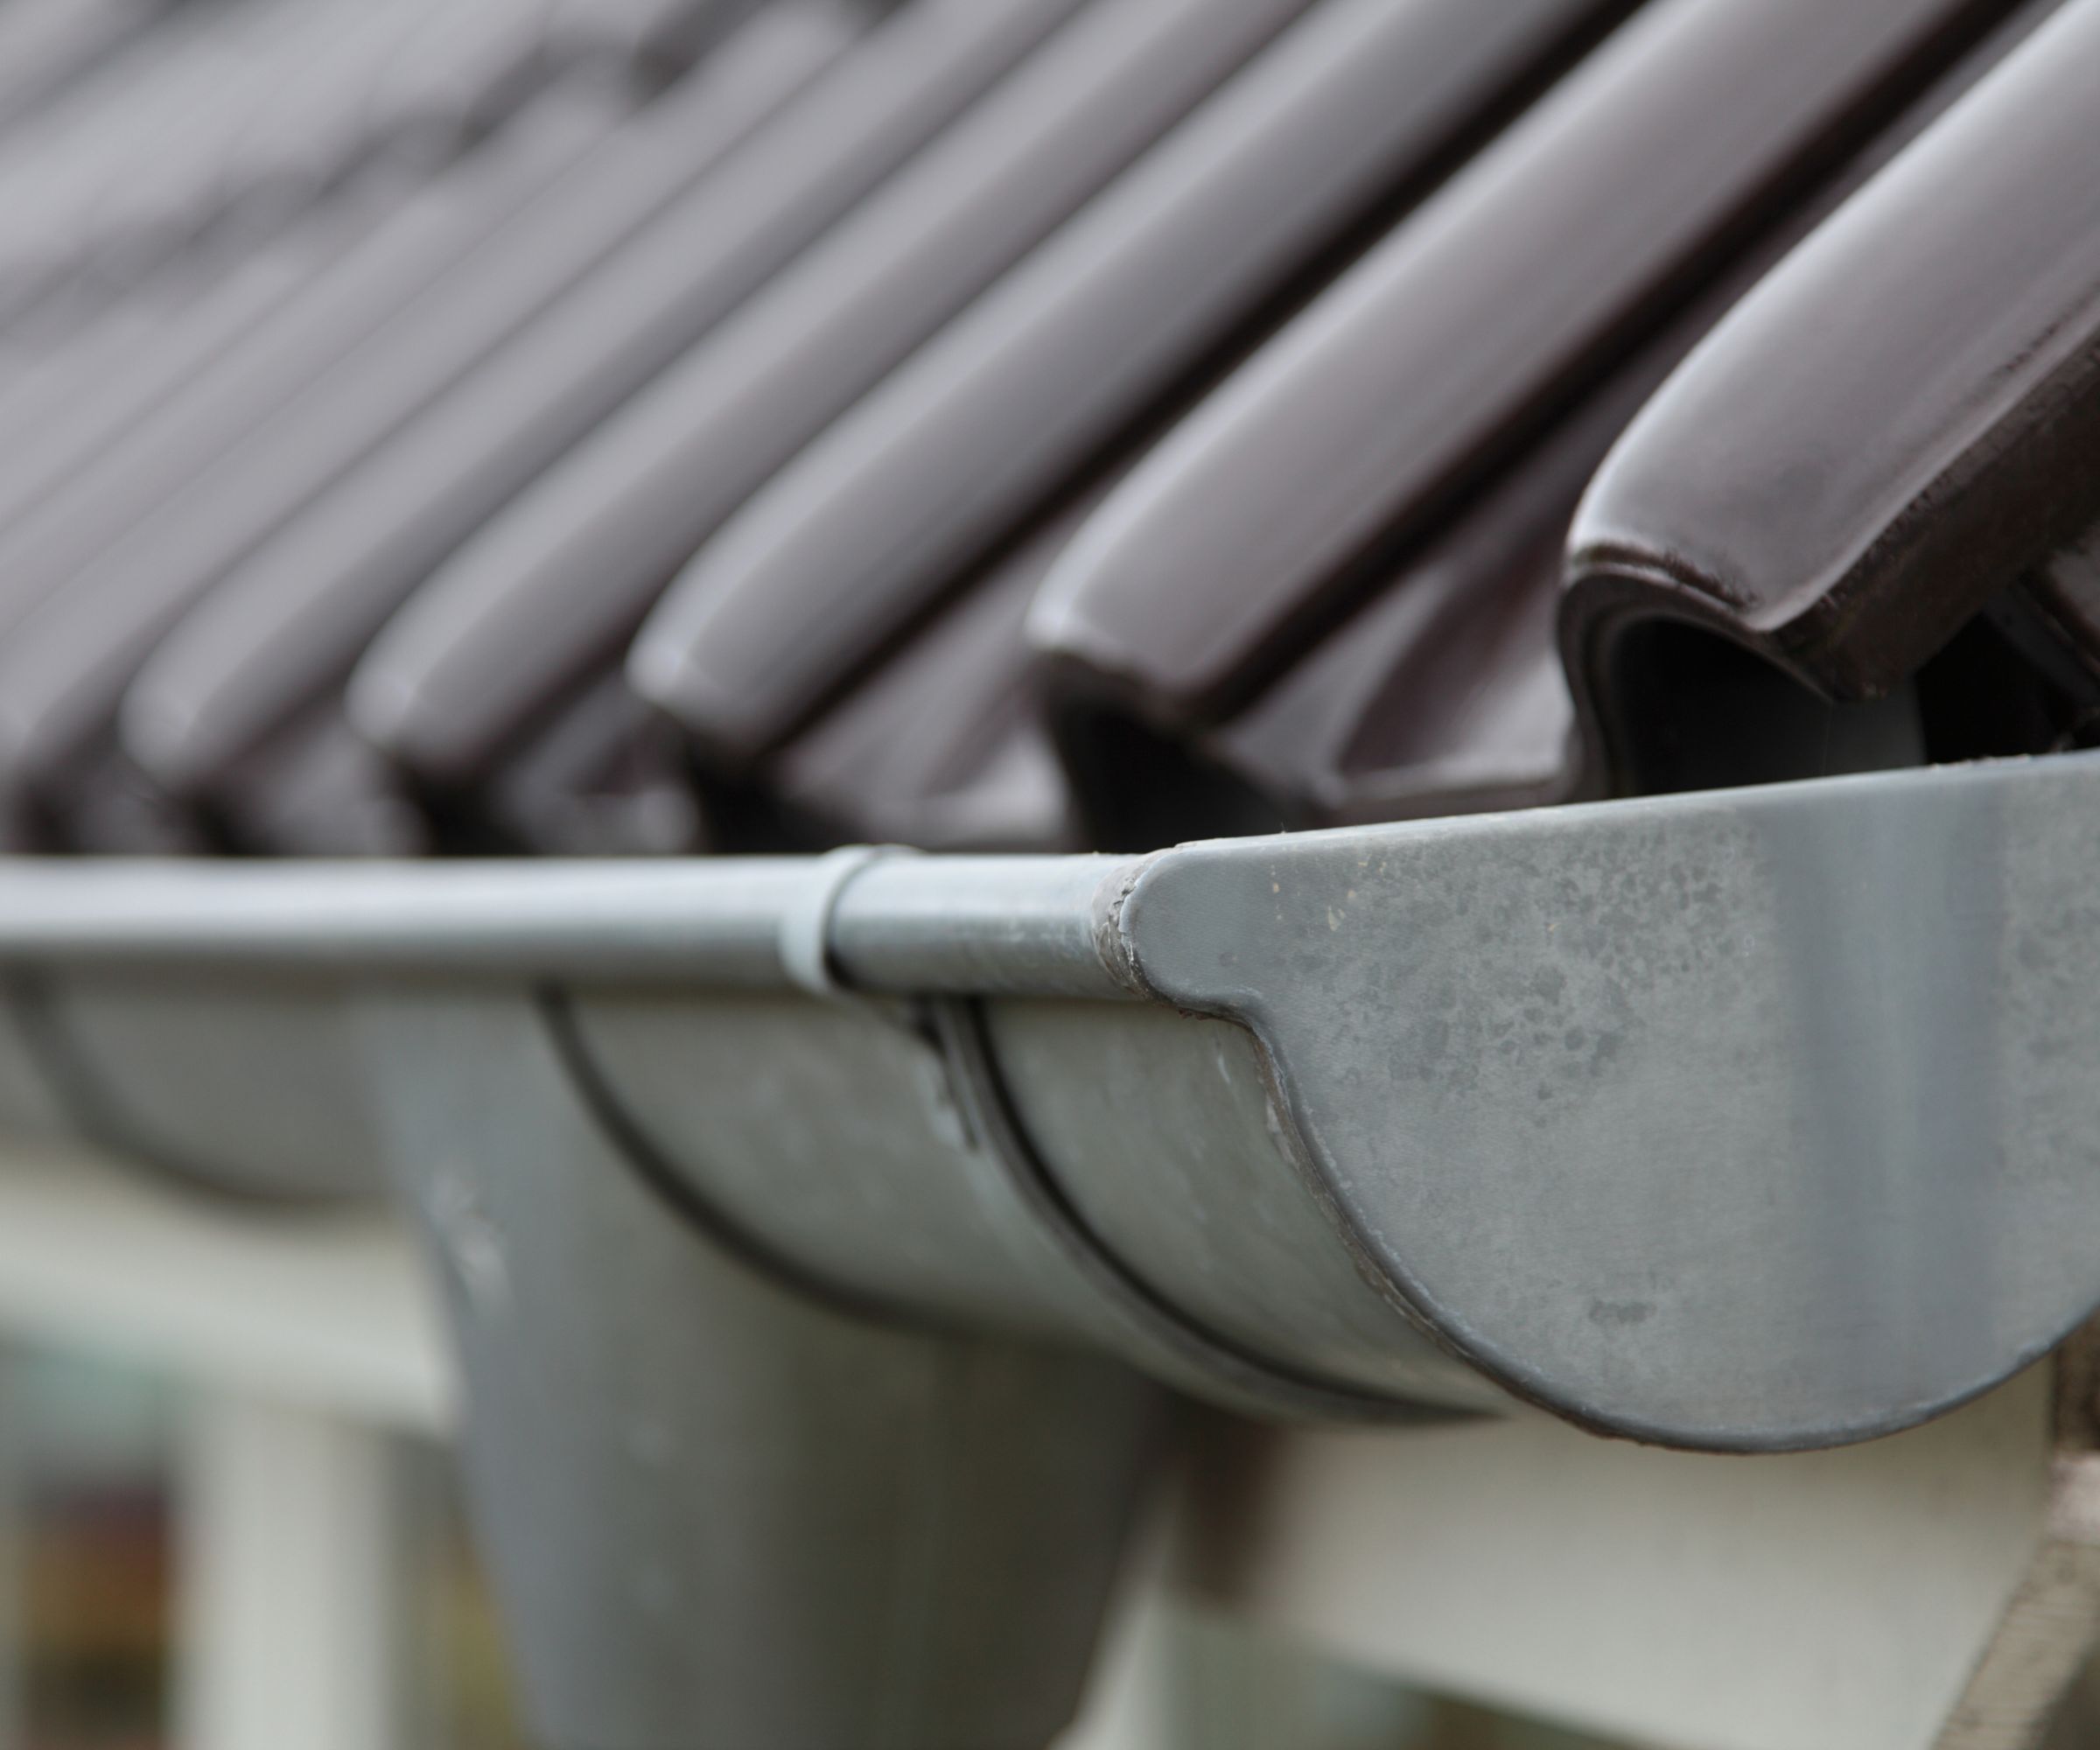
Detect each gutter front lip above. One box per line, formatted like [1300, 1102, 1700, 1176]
[0, 850, 1153, 996]
[0, 747, 2071, 988]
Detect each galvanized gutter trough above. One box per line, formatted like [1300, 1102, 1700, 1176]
[0, 749, 2089, 1742]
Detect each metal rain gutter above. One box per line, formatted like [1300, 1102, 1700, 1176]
[0, 742, 2093, 1445]
[0, 748, 2090, 1743]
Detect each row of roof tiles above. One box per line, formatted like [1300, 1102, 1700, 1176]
[0, 0, 2087, 860]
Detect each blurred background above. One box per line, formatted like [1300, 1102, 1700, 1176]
[0, 1343, 1652, 1750]
[0, 1335, 2090, 1750]
[0, 1342, 1660, 1750]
